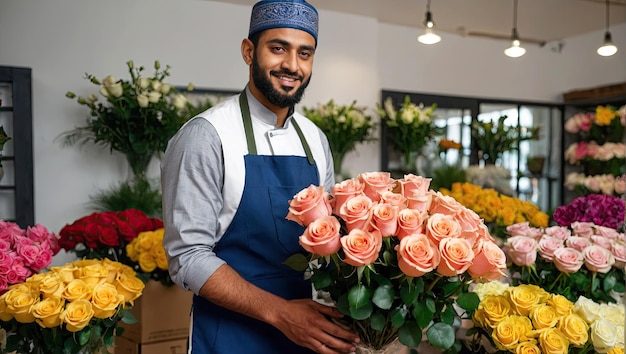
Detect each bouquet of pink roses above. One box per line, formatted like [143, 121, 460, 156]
[504, 221, 625, 304]
[0, 220, 60, 294]
[284, 172, 507, 352]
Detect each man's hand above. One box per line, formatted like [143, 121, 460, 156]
[270, 299, 360, 354]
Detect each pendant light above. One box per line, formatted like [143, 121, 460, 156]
[597, 0, 618, 56]
[417, 0, 441, 45]
[504, 0, 526, 58]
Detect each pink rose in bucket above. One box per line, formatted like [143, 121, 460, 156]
[286, 185, 332, 227]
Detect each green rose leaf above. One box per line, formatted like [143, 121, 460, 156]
[337, 294, 351, 316]
[283, 253, 309, 272]
[348, 285, 373, 320]
[413, 302, 434, 328]
[373, 284, 395, 310]
[426, 322, 455, 349]
[370, 311, 387, 331]
[311, 269, 333, 290]
[121, 309, 139, 325]
[400, 282, 418, 306]
[456, 292, 480, 311]
[398, 320, 422, 347]
[350, 302, 374, 320]
[425, 297, 436, 313]
[442, 281, 461, 297]
[390, 307, 408, 328]
[78, 328, 91, 346]
[441, 304, 456, 325]
[603, 273, 617, 293]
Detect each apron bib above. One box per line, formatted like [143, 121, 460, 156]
[190, 91, 318, 354]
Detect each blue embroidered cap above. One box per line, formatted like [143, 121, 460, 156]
[249, 0, 319, 41]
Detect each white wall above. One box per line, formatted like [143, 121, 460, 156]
[0, 0, 624, 265]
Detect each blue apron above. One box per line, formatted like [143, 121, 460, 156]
[190, 91, 318, 354]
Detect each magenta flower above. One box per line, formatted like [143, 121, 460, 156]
[553, 194, 625, 229]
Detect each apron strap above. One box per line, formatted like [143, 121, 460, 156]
[239, 89, 314, 165]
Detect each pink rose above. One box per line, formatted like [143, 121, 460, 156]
[406, 192, 433, 213]
[340, 229, 382, 267]
[14, 237, 40, 267]
[426, 214, 462, 245]
[468, 240, 506, 280]
[331, 178, 364, 215]
[429, 192, 464, 216]
[357, 172, 394, 202]
[339, 195, 374, 232]
[299, 216, 342, 256]
[30, 249, 53, 271]
[538, 236, 564, 262]
[396, 209, 427, 240]
[594, 225, 620, 240]
[370, 203, 398, 237]
[553, 247, 584, 273]
[583, 245, 615, 273]
[476, 223, 496, 243]
[504, 236, 538, 266]
[591, 235, 612, 250]
[286, 185, 332, 227]
[437, 237, 474, 276]
[565, 236, 592, 252]
[543, 226, 571, 241]
[397, 174, 431, 198]
[454, 208, 482, 243]
[25, 224, 51, 243]
[611, 242, 626, 269]
[396, 233, 440, 277]
[379, 191, 407, 210]
[571, 222, 595, 238]
[506, 222, 532, 236]
[615, 177, 626, 194]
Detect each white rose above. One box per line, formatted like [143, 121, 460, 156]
[590, 319, 618, 353]
[147, 91, 162, 103]
[172, 94, 188, 110]
[574, 296, 602, 323]
[186, 82, 195, 91]
[106, 82, 123, 98]
[138, 78, 150, 90]
[400, 108, 414, 124]
[87, 94, 98, 104]
[151, 80, 162, 91]
[102, 75, 117, 87]
[159, 83, 171, 95]
[137, 94, 149, 108]
[99, 87, 109, 98]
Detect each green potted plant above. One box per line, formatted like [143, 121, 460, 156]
[471, 115, 539, 165]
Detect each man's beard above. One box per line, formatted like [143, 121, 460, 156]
[252, 55, 311, 108]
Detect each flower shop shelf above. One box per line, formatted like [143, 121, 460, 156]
[0, 66, 34, 228]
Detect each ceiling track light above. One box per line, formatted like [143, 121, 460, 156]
[417, 0, 441, 45]
[504, 0, 526, 57]
[597, 0, 618, 56]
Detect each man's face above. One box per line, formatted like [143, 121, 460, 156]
[251, 28, 315, 108]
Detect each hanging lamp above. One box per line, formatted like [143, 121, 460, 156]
[597, 0, 618, 56]
[417, 0, 441, 45]
[504, 0, 526, 58]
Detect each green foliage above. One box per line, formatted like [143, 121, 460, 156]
[471, 115, 539, 165]
[87, 176, 162, 218]
[430, 164, 467, 191]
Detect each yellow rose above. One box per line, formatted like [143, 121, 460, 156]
[72, 259, 100, 268]
[492, 316, 521, 351]
[115, 272, 145, 303]
[61, 299, 94, 332]
[154, 245, 169, 271]
[77, 262, 110, 286]
[530, 211, 549, 228]
[510, 315, 534, 342]
[39, 273, 65, 299]
[515, 340, 541, 354]
[474, 295, 511, 329]
[62, 279, 92, 302]
[50, 264, 77, 283]
[126, 242, 138, 261]
[538, 327, 569, 354]
[91, 282, 124, 319]
[547, 294, 573, 317]
[138, 252, 157, 273]
[31, 296, 64, 328]
[608, 347, 625, 354]
[591, 319, 618, 352]
[101, 258, 127, 282]
[595, 105, 616, 126]
[557, 313, 588, 347]
[529, 304, 559, 329]
[137, 231, 158, 252]
[25, 272, 47, 285]
[506, 284, 549, 316]
[3, 285, 38, 323]
[0, 293, 13, 322]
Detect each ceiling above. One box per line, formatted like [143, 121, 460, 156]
[212, 0, 626, 46]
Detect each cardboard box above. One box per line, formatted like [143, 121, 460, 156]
[120, 280, 193, 344]
[114, 336, 188, 354]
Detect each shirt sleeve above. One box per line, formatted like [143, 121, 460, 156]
[161, 118, 226, 295]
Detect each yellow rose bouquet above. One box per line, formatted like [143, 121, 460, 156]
[284, 172, 508, 352]
[468, 281, 625, 354]
[0, 258, 144, 354]
[125, 228, 173, 286]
